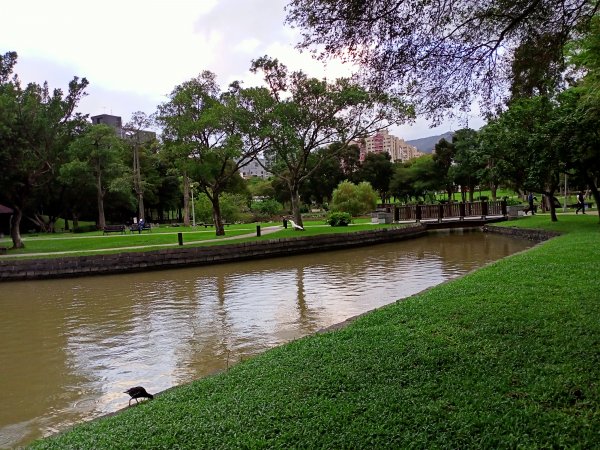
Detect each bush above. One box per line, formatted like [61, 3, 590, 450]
[326, 211, 352, 226]
[331, 181, 378, 216]
[251, 198, 283, 217]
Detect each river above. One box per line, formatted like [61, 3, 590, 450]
[0, 229, 533, 448]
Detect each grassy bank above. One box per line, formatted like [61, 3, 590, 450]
[0, 219, 384, 258]
[31, 216, 599, 448]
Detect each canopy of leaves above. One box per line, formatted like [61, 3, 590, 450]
[286, 0, 599, 118]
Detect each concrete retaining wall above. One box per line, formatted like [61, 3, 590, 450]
[483, 224, 561, 241]
[0, 224, 427, 282]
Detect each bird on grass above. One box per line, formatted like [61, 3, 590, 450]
[124, 386, 154, 406]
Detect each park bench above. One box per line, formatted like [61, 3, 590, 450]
[130, 223, 152, 233]
[103, 225, 126, 235]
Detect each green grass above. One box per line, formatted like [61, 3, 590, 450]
[30, 216, 600, 449]
[0, 219, 388, 258]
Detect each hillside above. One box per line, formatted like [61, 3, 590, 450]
[407, 131, 454, 153]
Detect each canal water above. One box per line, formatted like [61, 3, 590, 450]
[0, 230, 533, 448]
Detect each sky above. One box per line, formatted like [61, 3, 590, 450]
[1, 0, 484, 140]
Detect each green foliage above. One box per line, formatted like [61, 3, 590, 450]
[251, 198, 283, 218]
[330, 180, 377, 216]
[325, 211, 352, 226]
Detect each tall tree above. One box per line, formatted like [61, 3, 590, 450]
[286, 0, 598, 117]
[0, 51, 88, 248]
[61, 124, 128, 229]
[450, 128, 486, 202]
[157, 72, 271, 235]
[122, 111, 156, 222]
[356, 152, 394, 203]
[432, 139, 456, 201]
[251, 56, 411, 227]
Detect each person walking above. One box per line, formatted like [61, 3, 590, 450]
[576, 191, 586, 214]
[526, 192, 537, 215]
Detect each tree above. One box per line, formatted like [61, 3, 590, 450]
[482, 97, 562, 220]
[0, 51, 88, 248]
[61, 124, 129, 229]
[286, 0, 598, 117]
[251, 56, 411, 227]
[432, 139, 456, 201]
[450, 129, 486, 202]
[157, 72, 271, 235]
[122, 111, 156, 222]
[356, 152, 394, 203]
[301, 145, 346, 206]
[330, 180, 378, 216]
[390, 155, 441, 203]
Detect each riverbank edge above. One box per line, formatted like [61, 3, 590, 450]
[0, 223, 558, 282]
[1, 225, 431, 281]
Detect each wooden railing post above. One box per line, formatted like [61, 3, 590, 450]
[438, 204, 444, 223]
[482, 201, 488, 218]
[415, 204, 422, 222]
[459, 202, 465, 221]
[501, 200, 507, 217]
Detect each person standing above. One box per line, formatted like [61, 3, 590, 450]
[576, 191, 586, 214]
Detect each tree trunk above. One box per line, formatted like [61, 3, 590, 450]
[290, 184, 303, 227]
[491, 184, 498, 201]
[10, 207, 25, 249]
[97, 172, 106, 229]
[133, 144, 145, 221]
[211, 194, 225, 236]
[546, 189, 558, 222]
[183, 173, 190, 227]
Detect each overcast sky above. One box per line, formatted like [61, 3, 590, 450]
[2, 0, 483, 140]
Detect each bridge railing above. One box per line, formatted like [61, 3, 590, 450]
[392, 201, 507, 223]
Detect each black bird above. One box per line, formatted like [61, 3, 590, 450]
[124, 386, 154, 406]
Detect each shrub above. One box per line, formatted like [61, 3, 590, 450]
[326, 211, 352, 226]
[251, 198, 283, 217]
[331, 180, 378, 216]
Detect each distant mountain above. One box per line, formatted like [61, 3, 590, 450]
[407, 132, 454, 153]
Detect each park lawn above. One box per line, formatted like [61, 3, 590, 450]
[31, 217, 599, 448]
[0, 219, 385, 258]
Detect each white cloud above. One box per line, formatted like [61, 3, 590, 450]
[1, 0, 481, 138]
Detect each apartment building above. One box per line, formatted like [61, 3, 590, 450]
[357, 129, 422, 163]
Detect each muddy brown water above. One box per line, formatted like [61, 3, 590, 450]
[0, 230, 533, 448]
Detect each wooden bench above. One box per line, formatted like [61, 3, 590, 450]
[130, 223, 152, 233]
[103, 225, 126, 235]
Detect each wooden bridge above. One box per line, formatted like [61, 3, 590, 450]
[375, 200, 508, 229]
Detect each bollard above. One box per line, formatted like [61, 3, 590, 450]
[256, 225, 261, 237]
[178, 232, 183, 246]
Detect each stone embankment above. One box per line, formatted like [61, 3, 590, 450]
[482, 224, 561, 241]
[0, 225, 427, 281]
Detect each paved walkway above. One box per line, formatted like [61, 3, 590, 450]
[0, 226, 283, 259]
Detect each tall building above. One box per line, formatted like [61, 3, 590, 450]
[90, 114, 156, 142]
[91, 114, 124, 136]
[357, 129, 422, 163]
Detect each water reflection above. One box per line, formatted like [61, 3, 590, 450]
[0, 230, 533, 448]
